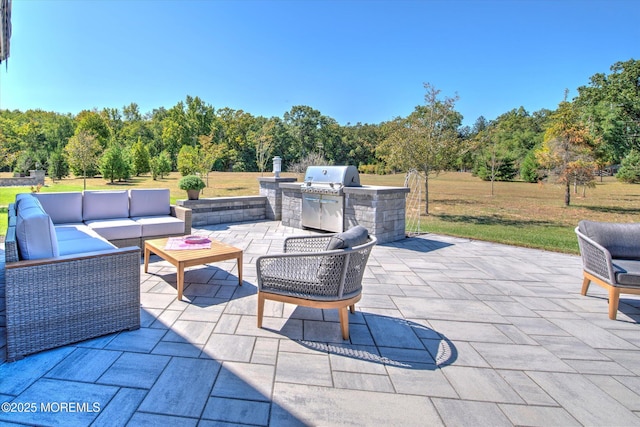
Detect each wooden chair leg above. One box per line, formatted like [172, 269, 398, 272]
[581, 276, 591, 295]
[349, 304, 356, 314]
[338, 306, 350, 340]
[257, 292, 265, 328]
[608, 287, 620, 320]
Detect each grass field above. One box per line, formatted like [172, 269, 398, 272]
[2, 171, 638, 254]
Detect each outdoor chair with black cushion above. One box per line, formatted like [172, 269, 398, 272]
[575, 220, 640, 319]
[256, 225, 377, 339]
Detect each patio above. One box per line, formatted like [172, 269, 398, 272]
[1, 220, 639, 426]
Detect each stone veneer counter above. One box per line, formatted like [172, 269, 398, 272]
[278, 182, 409, 244]
[179, 179, 410, 244]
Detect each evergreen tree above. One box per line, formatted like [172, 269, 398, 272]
[100, 143, 131, 183]
[617, 149, 640, 183]
[47, 149, 69, 181]
[130, 138, 151, 176]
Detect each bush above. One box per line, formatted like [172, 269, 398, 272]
[178, 175, 206, 191]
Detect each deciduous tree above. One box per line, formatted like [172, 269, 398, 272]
[377, 83, 463, 214]
[150, 151, 172, 180]
[536, 93, 596, 206]
[65, 130, 101, 189]
[177, 145, 201, 176]
[253, 119, 276, 175]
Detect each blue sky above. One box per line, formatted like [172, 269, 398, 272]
[1, 0, 638, 127]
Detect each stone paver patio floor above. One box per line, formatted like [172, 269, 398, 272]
[1, 220, 639, 426]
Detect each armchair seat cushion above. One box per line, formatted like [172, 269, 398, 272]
[85, 218, 142, 241]
[613, 259, 640, 287]
[260, 277, 361, 301]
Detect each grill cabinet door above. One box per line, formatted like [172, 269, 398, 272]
[320, 195, 343, 233]
[301, 194, 322, 230]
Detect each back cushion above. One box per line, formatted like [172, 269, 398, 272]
[326, 225, 370, 250]
[129, 188, 170, 217]
[34, 192, 83, 224]
[579, 220, 640, 260]
[83, 190, 130, 221]
[15, 195, 59, 260]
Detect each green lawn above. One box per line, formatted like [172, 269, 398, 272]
[2, 171, 638, 254]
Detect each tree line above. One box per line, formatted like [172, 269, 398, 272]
[1, 59, 638, 208]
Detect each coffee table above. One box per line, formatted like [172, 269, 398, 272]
[144, 237, 243, 301]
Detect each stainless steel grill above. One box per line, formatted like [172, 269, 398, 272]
[301, 165, 361, 233]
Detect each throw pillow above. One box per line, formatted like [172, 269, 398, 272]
[326, 225, 369, 250]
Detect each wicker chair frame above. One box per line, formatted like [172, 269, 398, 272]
[256, 233, 376, 339]
[575, 226, 640, 319]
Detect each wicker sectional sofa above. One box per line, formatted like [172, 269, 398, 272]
[3, 189, 192, 360]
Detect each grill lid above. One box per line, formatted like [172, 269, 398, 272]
[303, 165, 361, 187]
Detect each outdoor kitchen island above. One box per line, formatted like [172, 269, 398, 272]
[272, 174, 410, 244]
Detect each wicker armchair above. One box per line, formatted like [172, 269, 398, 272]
[575, 220, 640, 320]
[256, 226, 376, 339]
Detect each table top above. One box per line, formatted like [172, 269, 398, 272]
[144, 237, 242, 263]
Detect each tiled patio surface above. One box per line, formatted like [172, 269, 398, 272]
[1, 220, 639, 426]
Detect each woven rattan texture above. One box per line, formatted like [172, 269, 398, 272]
[258, 235, 376, 301]
[5, 249, 141, 360]
[580, 237, 612, 280]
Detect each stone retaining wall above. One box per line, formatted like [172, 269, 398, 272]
[0, 170, 45, 187]
[177, 196, 267, 227]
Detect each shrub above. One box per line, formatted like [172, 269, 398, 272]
[178, 175, 206, 191]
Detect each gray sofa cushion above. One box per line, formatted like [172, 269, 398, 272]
[34, 192, 83, 224]
[132, 215, 185, 237]
[326, 225, 370, 250]
[56, 224, 106, 241]
[578, 220, 640, 261]
[58, 235, 116, 256]
[15, 195, 59, 260]
[54, 225, 116, 256]
[85, 218, 142, 241]
[83, 190, 130, 221]
[129, 189, 171, 217]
